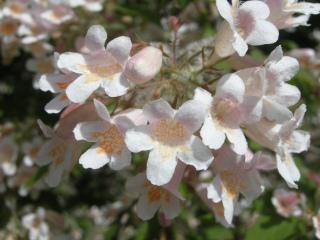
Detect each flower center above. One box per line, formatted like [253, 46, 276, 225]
[220, 170, 238, 199]
[150, 119, 189, 146]
[8, 2, 25, 15]
[235, 9, 254, 38]
[0, 20, 17, 36]
[49, 143, 67, 166]
[147, 185, 171, 203]
[93, 125, 125, 154]
[211, 98, 240, 128]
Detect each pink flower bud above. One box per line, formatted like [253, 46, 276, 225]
[169, 16, 180, 32]
[124, 46, 162, 84]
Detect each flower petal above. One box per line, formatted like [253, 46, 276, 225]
[125, 126, 154, 152]
[161, 195, 181, 219]
[79, 143, 110, 169]
[147, 147, 178, 186]
[276, 151, 300, 189]
[85, 25, 107, 52]
[143, 99, 175, 122]
[109, 147, 131, 170]
[106, 36, 132, 65]
[57, 52, 86, 74]
[216, 0, 233, 24]
[73, 121, 110, 142]
[225, 128, 248, 155]
[177, 136, 214, 170]
[200, 116, 226, 150]
[102, 73, 130, 97]
[93, 99, 110, 121]
[136, 193, 160, 220]
[246, 20, 279, 45]
[45, 94, 71, 114]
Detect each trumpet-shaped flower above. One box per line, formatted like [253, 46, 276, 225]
[206, 146, 265, 225]
[263, 0, 320, 29]
[57, 25, 132, 102]
[73, 99, 137, 170]
[126, 172, 182, 220]
[125, 98, 213, 186]
[215, 0, 279, 57]
[195, 74, 251, 155]
[245, 104, 310, 188]
[271, 189, 306, 217]
[236, 45, 300, 123]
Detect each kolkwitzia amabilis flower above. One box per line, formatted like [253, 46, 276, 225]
[125, 98, 213, 186]
[206, 146, 265, 225]
[245, 104, 310, 188]
[22, 208, 49, 240]
[40, 3, 75, 26]
[0, 134, 18, 176]
[126, 172, 182, 220]
[236, 45, 300, 123]
[271, 189, 306, 217]
[67, 0, 104, 12]
[73, 99, 138, 170]
[57, 25, 132, 102]
[215, 0, 279, 57]
[263, 0, 320, 29]
[313, 211, 320, 239]
[36, 103, 99, 187]
[195, 74, 250, 155]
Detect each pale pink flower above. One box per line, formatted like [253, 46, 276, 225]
[215, 0, 279, 57]
[67, 0, 104, 12]
[245, 104, 310, 188]
[73, 99, 141, 170]
[125, 98, 213, 186]
[271, 189, 306, 217]
[195, 74, 253, 155]
[126, 172, 182, 220]
[236, 45, 300, 123]
[206, 146, 266, 225]
[263, 0, 320, 29]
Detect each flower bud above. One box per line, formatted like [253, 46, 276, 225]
[124, 46, 162, 84]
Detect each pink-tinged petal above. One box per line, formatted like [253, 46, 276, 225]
[143, 99, 175, 122]
[113, 108, 146, 126]
[161, 195, 181, 219]
[225, 128, 248, 155]
[268, 56, 299, 82]
[45, 94, 71, 114]
[124, 46, 162, 84]
[216, 0, 233, 24]
[239, 1, 270, 19]
[125, 126, 154, 152]
[252, 151, 276, 171]
[46, 161, 64, 187]
[39, 74, 64, 93]
[177, 136, 214, 170]
[85, 25, 107, 52]
[66, 75, 101, 103]
[147, 147, 178, 186]
[265, 45, 283, 63]
[286, 130, 310, 154]
[57, 52, 86, 74]
[272, 83, 300, 107]
[102, 73, 130, 97]
[262, 98, 293, 123]
[200, 116, 226, 150]
[207, 178, 223, 203]
[112, 116, 135, 133]
[287, 2, 320, 15]
[214, 21, 236, 57]
[109, 147, 131, 170]
[193, 87, 213, 109]
[93, 99, 110, 121]
[175, 100, 206, 133]
[36, 142, 55, 166]
[106, 36, 132, 65]
[79, 143, 110, 169]
[221, 183, 236, 225]
[240, 171, 264, 202]
[276, 151, 300, 189]
[73, 121, 110, 142]
[136, 193, 160, 220]
[246, 20, 279, 45]
[241, 96, 263, 123]
[216, 74, 245, 102]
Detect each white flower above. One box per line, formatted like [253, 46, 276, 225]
[271, 189, 306, 217]
[126, 172, 182, 220]
[58, 25, 132, 103]
[125, 98, 213, 186]
[215, 0, 279, 57]
[195, 74, 250, 155]
[206, 146, 265, 225]
[0, 135, 18, 176]
[73, 99, 136, 170]
[263, 0, 320, 29]
[67, 0, 104, 12]
[22, 208, 49, 240]
[22, 137, 43, 167]
[313, 211, 320, 239]
[245, 104, 310, 188]
[236, 45, 300, 123]
[40, 4, 74, 26]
